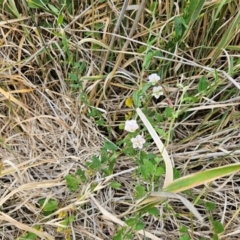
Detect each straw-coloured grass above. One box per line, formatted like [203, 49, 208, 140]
[1, 1, 240, 239]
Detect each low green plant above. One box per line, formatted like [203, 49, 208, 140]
[16, 225, 41, 240]
[56, 214, 75, 240]
[80, 72, 240, 239]
[38, 198, 58, 216]
[65, 168, 87, 191]
[0, 0, 239, 239]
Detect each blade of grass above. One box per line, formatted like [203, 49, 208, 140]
[164, 163, 240, 193]
[208, 12, 240, 65]
[0, 87, 30, 113]
[150, 192, 203, 222]
[90, 195, 163, 240]
[185, 0, 205, 26]
[136, 107, 173, 187]
[138, 163, 240, 217]
[0, 212, 54, 240]
[95, 0, 146, 107]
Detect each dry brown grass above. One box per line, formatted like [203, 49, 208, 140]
[1, 1, 240, 240]
[0, 70, 106, 238]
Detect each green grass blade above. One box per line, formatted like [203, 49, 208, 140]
[136, 108, 174, 187]
[163, 163, 240, 193]
[209, 12, 240, 65]
[0, 0, 20, 17]
[205, 0, 229, 35]
[186, 0, 205, 26]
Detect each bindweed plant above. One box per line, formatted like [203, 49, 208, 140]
[68, 72, 240, 240]
[1, 1, 240, 239]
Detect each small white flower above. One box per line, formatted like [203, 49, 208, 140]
[124, 120, 139, 132]
[131, 135, 146, 149]
[152, 86, 163, 99]
[148, 73, 160, 85]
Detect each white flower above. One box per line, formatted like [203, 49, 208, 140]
[148, 73, 160, 85]
[124, 120, 139, 132]
[152, 86, 163, 99]
[131, 135, 146, 149]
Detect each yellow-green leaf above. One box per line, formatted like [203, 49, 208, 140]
[125, 97, 133, 108]
[163, 163, 240, 193]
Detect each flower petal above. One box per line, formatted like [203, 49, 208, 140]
[131, 135, 146, 149]
[148, 73, 161, 85]
[152, 86, 163, 99]
[124, 120, 139, 132]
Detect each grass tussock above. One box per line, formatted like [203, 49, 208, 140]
[0, 0, 240, 239]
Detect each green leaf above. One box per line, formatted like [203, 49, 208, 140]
[86, 155, 101, 170]
[198, 76, 209, 93]
[70, 83, 80, 89]
[213, 233, 219, 240]
[154, 157, 162, 164]
[147, 153, 157, 160]
[110, 181, 121, 189]
[79, 61, 86, 74]
[18, 232, 37, 240]
[122, 146, 136, 156]
[205, 201, 216, 211]
[57, 14, 64, 25]
[88, 108, 102, 118]
[113, 228, 123, 240]
[179, 235, 191, 240]
[150, 1, 158, 12]
[141, 82, 152, 94]
[38, 198, 58, 213]
[143, 51, 155, 70]
[164, 106, 174, 118]
[183, 94, 198, 104]
[213, 221, 224, 234]
[125, 233, 133, 239]
[143, 159, 155, 173]
[132, 90, 141, 107]
[47, 3, 59, 14]
[60, 216, 75, 226]
[154, 166, 165, 177]
[135, 185, 146, 198]
[68, 215, 75, 223]
[17, 226, 40, 240]
[76, 168, 87, 182]
[184, 0, 205, 25]
[138, 45, 146, 53]
[135, 222, 145, 231]
[104, 141, 118, 151]
[90, 182, 98, 191]
[27, 0, 49, 8]
[100, 148, 108, 163]
[155, 112, 163, 122]
[68, 72, 78, 81]
[65, 174, 80, 191]
[174, 17, 184, 38]
[146, 207, 159, 216]
[155, 128, 167, 138]
[140, 165, 150, 179]
[125, 218, 137, 227]
[173, 168, 181, 179]
[179, 225, 188, 233]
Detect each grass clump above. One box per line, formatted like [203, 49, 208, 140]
[1, 0, 240, 239]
